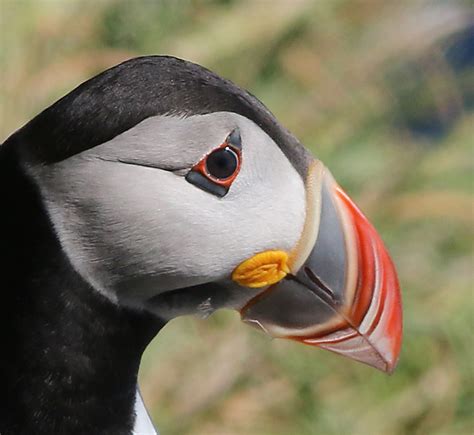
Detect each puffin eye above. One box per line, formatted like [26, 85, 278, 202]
[185, 128, 242, 197]
[205, 147, 238, 180]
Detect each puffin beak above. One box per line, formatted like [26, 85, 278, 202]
[240, 161, 402, 373]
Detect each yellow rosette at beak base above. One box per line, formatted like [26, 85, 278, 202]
[232, 250, 290, 288]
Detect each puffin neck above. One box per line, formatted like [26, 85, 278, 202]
[0, 143, 163, 435]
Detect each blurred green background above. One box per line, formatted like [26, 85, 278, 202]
[1, 1, 472, 434]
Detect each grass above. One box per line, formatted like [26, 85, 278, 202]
[1, 0, 472, 434]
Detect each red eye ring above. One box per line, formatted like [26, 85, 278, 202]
[193, 145, 241, 188]
[188, 129, 242, 192]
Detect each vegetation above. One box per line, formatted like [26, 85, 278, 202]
[1, 1, 472, 434]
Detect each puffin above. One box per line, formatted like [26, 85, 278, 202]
[0, 55, 402, 435]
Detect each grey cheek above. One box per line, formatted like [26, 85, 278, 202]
[25, 112, 307, 310]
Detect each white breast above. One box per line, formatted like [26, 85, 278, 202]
[133, 388, 158, 435]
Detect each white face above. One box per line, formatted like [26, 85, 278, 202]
[27, 112, 307, 316]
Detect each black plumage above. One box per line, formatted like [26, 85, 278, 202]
[17, 56, 310, 174]
[0, 144, 162, 434]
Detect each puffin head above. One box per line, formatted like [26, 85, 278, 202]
[19, 56, 402, 373]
